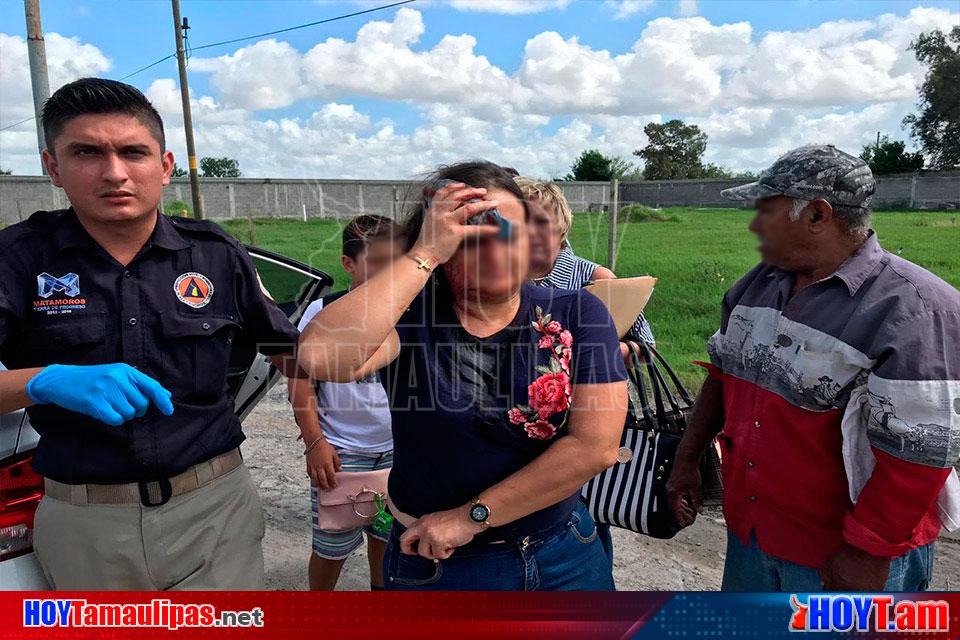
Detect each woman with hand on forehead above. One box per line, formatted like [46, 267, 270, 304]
[297, 161, 628, 591]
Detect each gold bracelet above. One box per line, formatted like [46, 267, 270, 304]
[405, 253, 435, 272]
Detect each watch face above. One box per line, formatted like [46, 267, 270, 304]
[469, 504, 490, 523]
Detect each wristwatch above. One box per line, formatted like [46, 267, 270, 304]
[468, 496, 491, 530]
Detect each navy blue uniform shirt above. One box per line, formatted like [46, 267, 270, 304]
[0, 209, 299, 484]
[383, 276, 627, 539]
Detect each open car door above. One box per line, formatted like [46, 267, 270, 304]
[231, 246, 333, 421]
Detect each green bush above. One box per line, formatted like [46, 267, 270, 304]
[163, 199, 191, 217]
[617, 204, 680, 223]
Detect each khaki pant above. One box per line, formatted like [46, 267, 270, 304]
[34, 464, 266, 590]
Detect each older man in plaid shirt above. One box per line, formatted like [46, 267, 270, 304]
[667, 144, 960, 591]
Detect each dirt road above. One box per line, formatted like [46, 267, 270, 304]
[245, 383, 959, 591]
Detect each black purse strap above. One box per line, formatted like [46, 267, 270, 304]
[638, 341, 669, 425]
[646, 342, 695, 407]
[639, 341, 683, 416]
[625, 340, 656, 430]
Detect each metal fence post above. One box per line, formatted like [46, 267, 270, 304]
[607, 179, 619, 271]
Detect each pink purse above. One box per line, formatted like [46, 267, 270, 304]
[314, 468, 390, 532]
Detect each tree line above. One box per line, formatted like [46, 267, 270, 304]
[172, 156, 243, 178]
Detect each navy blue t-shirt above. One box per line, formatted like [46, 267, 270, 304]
[383, 276, 627, 539]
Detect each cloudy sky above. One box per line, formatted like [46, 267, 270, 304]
[1, 0, 957, 178]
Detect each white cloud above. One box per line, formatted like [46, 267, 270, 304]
[190, 39, 307, 110]
[447, 0, 571, 14]
[2, 5, 958, 178]
[604, 0, 655, 20]
[0, 33, 112, 123]
[333, 0, 569, 13]
[190, 8, 759, 117]
[677, 0, 698, 17]
[0, 32, 112, 172]
[690, 102, 911, 172]
[313, 103, 371, 131]
[518, 32, 621, 113]
[188, 6, 957, 121]
[615, 17, 753, 112]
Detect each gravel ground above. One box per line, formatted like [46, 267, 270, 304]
[244, 382, 959, 591]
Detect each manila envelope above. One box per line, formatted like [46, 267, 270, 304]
[583, 276, 657, 338]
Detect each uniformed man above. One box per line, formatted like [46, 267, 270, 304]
[0, 78, 303, 589]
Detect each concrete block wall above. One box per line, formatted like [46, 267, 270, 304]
[2, 173, 957, 226]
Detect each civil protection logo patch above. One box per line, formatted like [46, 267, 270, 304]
[174, 272, 214, 308]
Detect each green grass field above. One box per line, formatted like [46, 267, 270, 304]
[220, 208, 960, 388]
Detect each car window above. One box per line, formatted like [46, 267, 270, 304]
[247, 249, 332, 322]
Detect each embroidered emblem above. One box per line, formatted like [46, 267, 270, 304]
[33, 272, 86, 315]
[174, 272, 214, 308]
[37, 272, 80, 298]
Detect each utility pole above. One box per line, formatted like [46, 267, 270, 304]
[607, 178, 619, 271]
[172, 0, 204, 219]
[24, 0, 51, 174]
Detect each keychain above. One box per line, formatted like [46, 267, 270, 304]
[372, 493, 393, 536]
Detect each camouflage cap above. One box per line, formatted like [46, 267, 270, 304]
[721, 144, 876, 209]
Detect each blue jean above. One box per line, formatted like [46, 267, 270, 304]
[383, 501, 614, 591]
[580, 497, 615, 570]
[597, 523, 614, 568]
[722, 530, 935, 592]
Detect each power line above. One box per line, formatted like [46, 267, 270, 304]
[0, 0, 418, 132]
[118, 53, 177, 81]
[0, 115, 37, 132]
[189, 0, 417, 52]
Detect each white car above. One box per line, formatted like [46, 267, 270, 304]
[0, 246, 331, 589]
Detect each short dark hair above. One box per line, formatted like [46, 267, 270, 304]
[342, 214, 404, 260]
[402, 160, 528, 251]
[41, 77, 166, 152]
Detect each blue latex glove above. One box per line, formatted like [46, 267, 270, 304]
[26, 364, 175, 426]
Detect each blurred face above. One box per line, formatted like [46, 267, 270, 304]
[747, 196, 816, 271]
[42, 113, 173, 226]
[443, 188, 528, 304]
[342, 237, 405, 287]
[527, 198, 564, 274]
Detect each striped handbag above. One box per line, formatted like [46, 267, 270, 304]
[580, 340, 723, 538]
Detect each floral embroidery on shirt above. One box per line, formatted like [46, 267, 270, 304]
[508, 306, 573, 440]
